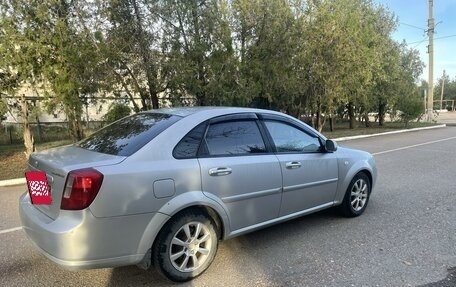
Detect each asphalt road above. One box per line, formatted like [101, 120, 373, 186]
[1, 127, 456, 287]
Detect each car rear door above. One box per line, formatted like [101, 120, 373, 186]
[197, 114, 282, 231]
[261, 116, 339, 216]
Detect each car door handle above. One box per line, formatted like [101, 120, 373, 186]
[209, 167, 232, 176]
[285, 161, 302, 169]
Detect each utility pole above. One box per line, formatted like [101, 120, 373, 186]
[440, 70, 445, 111]
[424, 89, 427, 114]
[427, 0, 434, 121]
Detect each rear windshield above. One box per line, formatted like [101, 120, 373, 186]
[77, 113, 181, 156]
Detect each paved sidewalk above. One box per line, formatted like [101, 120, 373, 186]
[435, 111, 456, 124]
[334, 124, 446, 141]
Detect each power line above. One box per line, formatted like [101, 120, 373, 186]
[434, 34, 456, 41]
[412, 38, 427, 48]
[407, 34, 456, 45]
[399, 22, 426, 31]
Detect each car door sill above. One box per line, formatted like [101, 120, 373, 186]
[225, 202, 335, 239]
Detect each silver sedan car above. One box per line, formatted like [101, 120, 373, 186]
[20, 107, 377, 281]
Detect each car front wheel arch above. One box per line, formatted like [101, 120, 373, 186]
[339, 171, 372, 217]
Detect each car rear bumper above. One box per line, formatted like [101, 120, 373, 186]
[19, 192, 165, 270]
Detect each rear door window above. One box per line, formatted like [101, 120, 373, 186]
[202, 120, 266, 156]
[77, 113, 181, 156]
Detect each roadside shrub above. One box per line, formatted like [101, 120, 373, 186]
[396, 95, 423, 127]
[103, 103, 131, 124]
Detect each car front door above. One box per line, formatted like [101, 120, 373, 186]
[262, 117, 339, 216]
[197, 114, 282, 232]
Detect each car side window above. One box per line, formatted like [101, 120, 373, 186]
[173, 123, 206, 159]
[264, 121, 321, 153]
[203, 120, 266, 156]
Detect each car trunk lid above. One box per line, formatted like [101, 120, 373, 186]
[28, 145, 126, 219]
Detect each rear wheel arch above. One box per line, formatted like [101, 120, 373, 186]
[150, 204, 225, 266]
[167, 205, 224, 240]
[151, 205, 223, 281]
[157, 195, 229, 239]
[136, 192, 229, 264]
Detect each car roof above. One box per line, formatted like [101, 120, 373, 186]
[142, 106, 278, 117]
[136, 106, 326, 151]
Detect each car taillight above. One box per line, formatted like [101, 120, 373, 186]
[61, 168, 104, 210]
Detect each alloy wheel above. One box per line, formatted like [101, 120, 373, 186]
[350, 178, 368, 211]
[169, 221, 213, 272]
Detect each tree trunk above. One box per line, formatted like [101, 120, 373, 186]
[329, 115, 334, 132]
[36, 115, 43, 142]
[348, 102, 355, 129]
[309, 110, 315, 129]
[192, 1, 206, 106]
[318, 115, 326, 133]
[315, 96, 322, 131]
[66, 104, 83, 142]
[9, 128, 13, 144]
[21, 95, 35, 159]
[132, 0, 159, 109]
[364, 112, 370, 127]
[378, 100, 386, 126]
[112, 68, 140, 112]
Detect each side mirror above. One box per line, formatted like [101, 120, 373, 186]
[325, 139, 338, 152]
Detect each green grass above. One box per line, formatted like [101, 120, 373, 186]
[0, 140, 72, 180]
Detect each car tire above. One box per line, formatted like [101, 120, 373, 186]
[153, 211, 219, 282]
[339, 172, 371, 217]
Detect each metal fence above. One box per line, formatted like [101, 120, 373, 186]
[0, 121, 105, 145]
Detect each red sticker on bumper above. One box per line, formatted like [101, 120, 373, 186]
[25, 171, 52, 205]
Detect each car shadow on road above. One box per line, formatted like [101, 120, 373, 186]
[108, 265, 174, 287]
[418, 267, 456, 287]
[107, 207, 349, 286]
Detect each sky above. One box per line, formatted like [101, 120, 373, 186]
[374, 0, 456, 82]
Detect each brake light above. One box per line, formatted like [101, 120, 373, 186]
[61, 168, 104, 210]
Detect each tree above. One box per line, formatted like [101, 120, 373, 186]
[1, 0, 432, 141]
[396, 93, 423, 127]
[159, 0, 239, 106]
[40, 0, 106, 141]
[92, 0, 165, 111]
[236, 0, 300, 109]
[358, 3, 399, 127]
[371, 40, 403, 126]
[288, 0, 395, 131]
[0, 0, 49, 156]
[390, 44, 424, 125]
[0, 0, 107, 143]
[435, 73, 456, 110]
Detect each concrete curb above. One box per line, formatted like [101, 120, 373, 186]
[0, 177, 26, 187]
[334, 124, 447, 142]
[0, 123, 450, 187]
